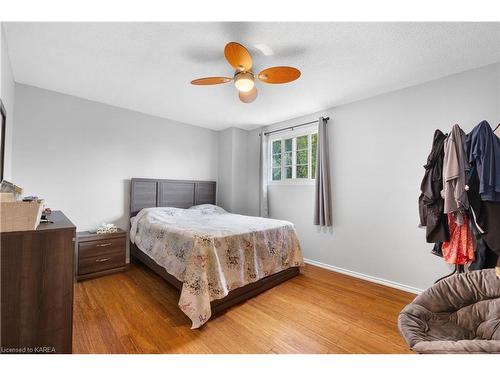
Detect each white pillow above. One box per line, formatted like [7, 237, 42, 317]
[188, 204, 227, 214]
[158, 206, 185, 215]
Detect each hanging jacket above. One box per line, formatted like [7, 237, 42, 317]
[442, 124, 470, 225]
[419, 129, 449, 243]
[465, 120, 500, 201]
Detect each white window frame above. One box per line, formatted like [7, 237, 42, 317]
[268, 125, 318, 186]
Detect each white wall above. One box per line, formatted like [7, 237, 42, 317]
[246, 127, 261, 217]
[216, 127, 248, 214]
[1, 24, 15, 180]
[12, 84, 218, 231]
[231, 127, 249, 214]
[248, 63, 500, 291]
[217, 128, 233, 211]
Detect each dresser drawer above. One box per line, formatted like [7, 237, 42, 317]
[78, 237, 126, 275]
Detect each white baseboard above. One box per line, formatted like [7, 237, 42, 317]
[303, 258, 423, 295]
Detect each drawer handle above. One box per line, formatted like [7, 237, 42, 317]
[96, 243, 112, 247]
[96, 258, 111, 262]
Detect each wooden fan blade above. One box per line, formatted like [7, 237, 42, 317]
[239, 87, 258, 103]
[191, 77, 232, 85]
[224, 42, 253, 72]
[258, 66, 301, 84]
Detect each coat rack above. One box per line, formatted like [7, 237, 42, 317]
[434, 264, 465, 284]
[432, 121, 500, 284]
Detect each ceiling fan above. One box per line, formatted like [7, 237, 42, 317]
[190, 42, 301, 103]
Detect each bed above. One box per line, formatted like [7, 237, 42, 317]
[129, 178, 304, 328]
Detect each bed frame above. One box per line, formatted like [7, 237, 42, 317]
[129, 178, 300, 318]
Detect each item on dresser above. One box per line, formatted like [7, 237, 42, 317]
[0, 180, 22, 202]
[22, 195, 39, 202]
[0, 198, 44, 232]
[76, 228, 127, 281]
[40, 207, 53, 223]
[0, 179, 23, 197]
[39, 213, 53, 224]
[1, 211, 76, 354]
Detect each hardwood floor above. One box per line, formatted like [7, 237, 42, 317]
[73, 262, 415, 354]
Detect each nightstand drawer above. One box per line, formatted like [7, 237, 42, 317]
[78, 237, 126, 259]
[78, 246, 126, 275]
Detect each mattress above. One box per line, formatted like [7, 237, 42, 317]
[130, 204, 304, 328]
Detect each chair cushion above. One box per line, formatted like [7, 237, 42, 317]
[398, 269, 500, 353]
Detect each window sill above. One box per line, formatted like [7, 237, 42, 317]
[268, 181, 316, 187]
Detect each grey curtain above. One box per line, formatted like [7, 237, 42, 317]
[259, 130, 269, 217]
[314, 117, 332, 226]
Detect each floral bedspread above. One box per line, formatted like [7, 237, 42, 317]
[130, 204, 304, 328]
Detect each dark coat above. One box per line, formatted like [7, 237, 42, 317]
[468, 168, 500, 268]
[418, 129, 449, 243]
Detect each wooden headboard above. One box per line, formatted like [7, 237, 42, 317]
[130, 178, 216, 217]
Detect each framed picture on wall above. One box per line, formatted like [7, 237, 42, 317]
[0, 99, 6, 181]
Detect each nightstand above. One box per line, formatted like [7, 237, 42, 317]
[76, 229, 127, 281]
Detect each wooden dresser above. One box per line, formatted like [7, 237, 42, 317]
[0, 211, 75, 354]
[76, 229, 127, 281]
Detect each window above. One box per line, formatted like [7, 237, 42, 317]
[269, 127, 318, 184]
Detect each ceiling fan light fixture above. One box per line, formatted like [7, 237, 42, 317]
[190, 42, 301, 103]
[234, 72, 255, 92]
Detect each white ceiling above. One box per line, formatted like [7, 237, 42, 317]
[4, 22, 500, 130]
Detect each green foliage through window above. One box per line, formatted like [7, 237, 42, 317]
[272, 153, 281, 168]
[296, 150, 308, 164]
[272, 140, 281, 154]
[271, 140, 282, 181]
[296, 165, 308, 178]
[296, 135, 308, 150]
[272, 168, 281, 180]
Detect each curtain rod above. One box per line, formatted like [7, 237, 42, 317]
[262, 117, 329, 136]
